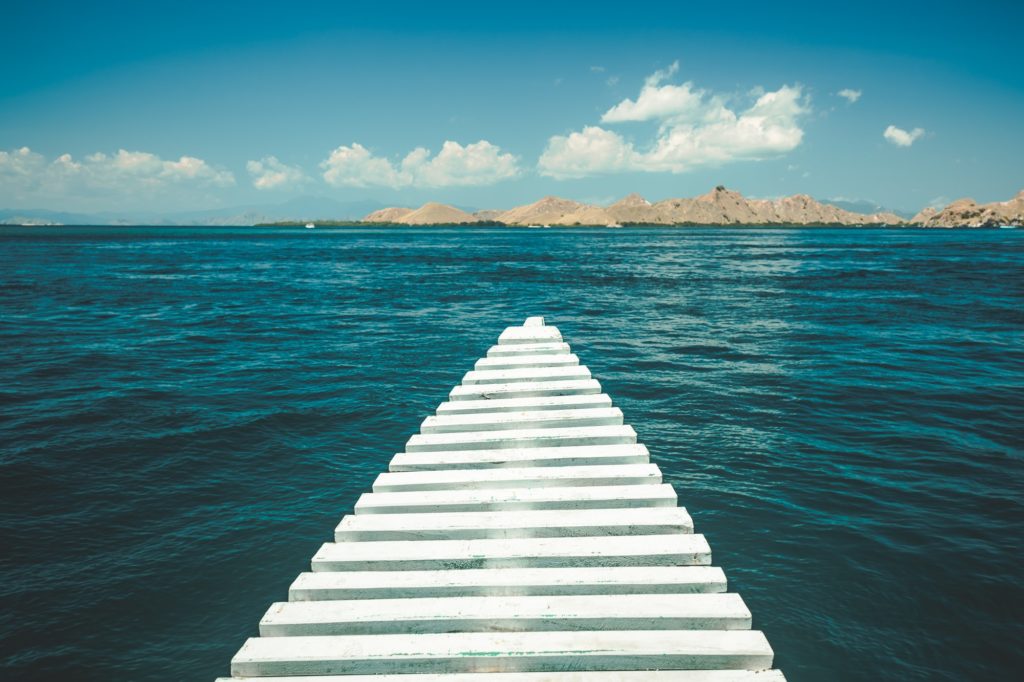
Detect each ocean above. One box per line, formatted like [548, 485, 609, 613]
[1, 225, 1021, 680]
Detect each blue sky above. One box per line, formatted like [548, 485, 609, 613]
[2, 0, 1022, 214]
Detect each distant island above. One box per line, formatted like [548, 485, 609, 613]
[5, 186, 1022, 228]
[260, 186, 1024, 229]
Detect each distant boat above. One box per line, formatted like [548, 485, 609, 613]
[608, 223, 623, 228]
[305, 222, 315, 229]
[999, 225, 1017, 229]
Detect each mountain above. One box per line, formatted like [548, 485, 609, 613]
[401, 203, 477, 224]
[606, 193, 662, 224]
[911, 190, 1024, 227]
[495, 196, 616, 226]
[364, 207, 415, 223]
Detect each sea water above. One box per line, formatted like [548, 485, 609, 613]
[0, 226, 1021, 680]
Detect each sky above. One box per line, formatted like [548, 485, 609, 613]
[2, 0, 1022, 215]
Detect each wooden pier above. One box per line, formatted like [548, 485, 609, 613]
[219, 317, 785, 680]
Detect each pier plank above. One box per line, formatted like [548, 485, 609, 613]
[354, 483, 677, 514]
[405, 424, 637, 452]
[462, 365, 592, 385]
[389, 443, 651, 471]
[221, 672, 786, 682]
[259, 593, 752, 636]
[334, 507, 693, 541]
[229, 630, 775, 676]
[421, 407, 623, 434]
[497, 325, 563, 345]
[435, 393, 612, 415]
[486, 342, 571, 357]
[373, 463, 660, 493]
[449, 379, 601, 400]
[289, 565, 725, 601]
[310, 534, 711, 571]
[474, 354, 580, 370]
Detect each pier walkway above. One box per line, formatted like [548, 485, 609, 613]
[219, 318, 785, 680]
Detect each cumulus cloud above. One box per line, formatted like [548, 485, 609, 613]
[539, 62, 808, 178]
[246, 156, 307, 190]
[883, 125, 925, 147]
[321, 140, 520, 188]
[0, 146, 234, 199]
[837, 88, 862, 103]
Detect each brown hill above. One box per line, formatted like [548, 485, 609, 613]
[648, 186, 902, 225]
[606, 193, 666, 224]
[364, 187, 909, 227]
[912, 190, 1024, 227]
[497, 196, 616, 226]
[399, 202, 478, 225]
[363, 203, 479, 225]
[363, 207, 413, 223]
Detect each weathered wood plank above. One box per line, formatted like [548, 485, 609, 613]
[389, 443, 650, 471]
[405, 425, 637, 452]
[421, 407, 623, 434]
[450, 379, 601, 401]
[354, 483, 676, 514]
[230, 630, 775, 676]
[310, 534, 710, 571]
[435, 394, 612, 416]
[259, 593, 752, 636]
[334, 507, 693, 541]
[373, 463, 661, 493]
[289, 565, 726, 601]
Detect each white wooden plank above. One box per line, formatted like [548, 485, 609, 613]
[487, 342, 572, 357]
[289, 565, 726, 601]
[389, 444, 650, 471]
[498, 326, 563, 345]
[334, 507, 692, 541]
[230, 630, 775, 676]
[475, 354, 580, 370]
[354, 483, 676, 515]
[259, 593, 752, 636]
[372, 463, 661, 493]
[405, 425, 636, 452]
[462, 365, 591, 385]
[435, 394, 612, 416]
[220, 671, 786, 682]
[450, 379, 601, 401]
[311, 534, 710, 571]
[421, 407, 623, 434]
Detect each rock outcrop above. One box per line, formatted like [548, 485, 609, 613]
[911, 191, 1024, 227]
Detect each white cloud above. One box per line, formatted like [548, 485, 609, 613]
[540, 63, 808, 179]
[0, 146, 234, 200]
[883, 125, 925, 147]
[321, 140, 520, 188]
[590, 65, 606, 73]
[538, 126, 637, 179]
[837, 88, 862, 103]
[246, 156, 307, 189]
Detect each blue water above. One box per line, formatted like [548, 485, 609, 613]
[1, 226, 1021, 681]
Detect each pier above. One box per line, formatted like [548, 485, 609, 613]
[220, 317, 785, 680]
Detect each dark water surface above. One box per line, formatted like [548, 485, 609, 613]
[1, 226, 1021, 681]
